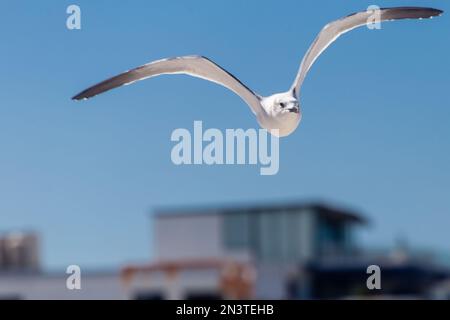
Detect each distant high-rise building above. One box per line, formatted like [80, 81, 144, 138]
[0, 232, 40, 272]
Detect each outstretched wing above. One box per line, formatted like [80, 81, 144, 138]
[72, 55, 262, 115]
[291, 7, 443, 97]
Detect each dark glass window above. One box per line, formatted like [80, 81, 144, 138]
[223, 212, 250, 249]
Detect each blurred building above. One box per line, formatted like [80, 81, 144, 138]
[0, 271, 124, 300]
[121, 202, 368, 299]
[308, 253, 450, 299]
[0, 231, 125, 300]
[0, 232, 40, 272]
[1, 202, 449, 299]
[122, 201, 450, 300]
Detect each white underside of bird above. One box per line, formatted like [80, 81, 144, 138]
[73, 7, 443, 137]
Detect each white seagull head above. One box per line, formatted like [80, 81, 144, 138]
[259, 92, 301, 137]
[72, 7, 443, 138]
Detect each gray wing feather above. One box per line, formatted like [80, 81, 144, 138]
[73, 55, 262, 115]
[291, 7, 443, 96]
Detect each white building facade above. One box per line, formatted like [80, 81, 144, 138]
[123, 202, 365, 299]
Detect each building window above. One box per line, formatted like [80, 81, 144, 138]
[256, 211, 302, 263]
[317, 218, 347, 255]
[257, 211, 283, 262]
[223, 212, 250, 250]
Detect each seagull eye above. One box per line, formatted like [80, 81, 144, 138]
[280, 102, 285, 108]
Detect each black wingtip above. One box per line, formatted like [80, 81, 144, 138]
[380, 7, 444, 17]
[71, 91, 90, 101]
[428, 8, 444, 16]
[71, 95, 89, 101]
[423, 7, 443, 17]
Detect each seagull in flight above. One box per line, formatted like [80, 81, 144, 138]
[73, 7, 443, 137]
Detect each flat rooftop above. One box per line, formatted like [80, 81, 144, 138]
[154, 200, 367, 224]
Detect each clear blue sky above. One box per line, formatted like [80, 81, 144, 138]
[1, 0, 449, 270]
